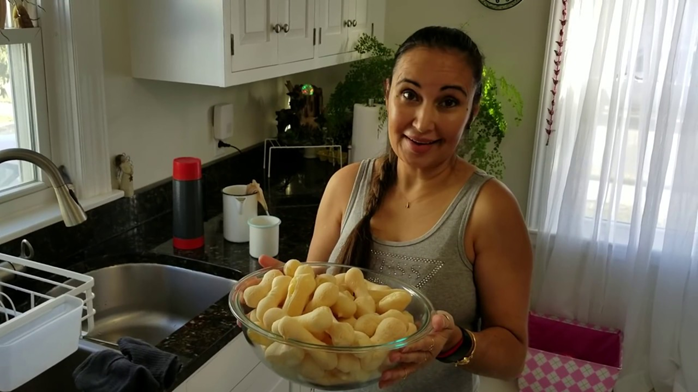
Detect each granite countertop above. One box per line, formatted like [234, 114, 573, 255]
[61, 203, 320, 390]
[150, 205, 320, 388]
[54, 160, 327, 390]
[0, 147, 338, 391]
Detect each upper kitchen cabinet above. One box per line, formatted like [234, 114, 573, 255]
[315, 0, 372, 57]
[128, 0, 386, 88]
[231, 0, 315, 71]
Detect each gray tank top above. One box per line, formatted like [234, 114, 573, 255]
[326, 158, 492, 392]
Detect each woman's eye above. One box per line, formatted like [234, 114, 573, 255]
[401, 90, 417, 101]
[440, 97, 460, 108]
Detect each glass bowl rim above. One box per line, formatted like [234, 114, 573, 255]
[228, 261, 436, 353]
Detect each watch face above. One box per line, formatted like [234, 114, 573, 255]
[478, 0, 524, 10]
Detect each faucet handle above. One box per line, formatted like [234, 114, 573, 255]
[20, 239, 34, 260]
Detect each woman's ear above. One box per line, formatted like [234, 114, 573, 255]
[384, 78, 391, 102]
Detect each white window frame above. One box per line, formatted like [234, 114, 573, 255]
[0, 27, 52, 203]
[0, 0, 123, 244]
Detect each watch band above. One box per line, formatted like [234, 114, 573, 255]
[436, 326, 475, 365]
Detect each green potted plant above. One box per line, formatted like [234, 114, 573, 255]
[324, 32, 523, 179]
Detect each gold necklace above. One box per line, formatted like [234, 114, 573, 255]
[396, 188, 425, 208]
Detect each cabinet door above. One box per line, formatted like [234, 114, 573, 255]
[277, 0, 315, 64]
[231, 0, 279, 71]
[231, 362, 290, 392]
[289, 384, 314, 392]
[346, 0, 370, 53]
[184, 335, 259, 392]
[315, 0, 348, 57]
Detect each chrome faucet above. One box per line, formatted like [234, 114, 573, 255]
[0, 148, 87, 226]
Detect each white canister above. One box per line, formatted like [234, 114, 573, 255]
[223, 185, 258, 243]
[248, 215, 281, 258]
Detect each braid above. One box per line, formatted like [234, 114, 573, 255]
[336, 149, 397, 268]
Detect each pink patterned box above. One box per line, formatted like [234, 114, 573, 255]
[518, 312, 623, 392]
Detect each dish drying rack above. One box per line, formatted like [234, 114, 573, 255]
[0, 249, 96, 391]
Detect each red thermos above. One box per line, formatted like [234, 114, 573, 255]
[172, 157, 204, 249]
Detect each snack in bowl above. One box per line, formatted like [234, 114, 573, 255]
[229, 260, 435, 390]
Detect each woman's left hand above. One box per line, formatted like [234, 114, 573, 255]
[379, 310, 461, 389]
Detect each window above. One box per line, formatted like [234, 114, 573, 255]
[0, 27, 51, 202]
[0, 0, 119, 244]
[527, 0, 698, 253]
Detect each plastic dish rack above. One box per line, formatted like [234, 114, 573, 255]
[0, 252, 95, 391]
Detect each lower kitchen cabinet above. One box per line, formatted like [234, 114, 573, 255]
[289, 385, 315, 392]
[172, 333, 290, 392]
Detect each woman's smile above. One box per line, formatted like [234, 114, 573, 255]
[402, 134, 442, 154]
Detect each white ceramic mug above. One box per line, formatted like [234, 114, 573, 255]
[248, 215, 281, 258]
[223, 185, 258, 243]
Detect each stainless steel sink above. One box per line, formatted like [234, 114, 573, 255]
[49, 263, 237, 346]
[13, 263, 236, 391]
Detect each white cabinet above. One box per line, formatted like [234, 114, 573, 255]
[174, 333, 291, 392]
[316, 0, 371, 57]
[345, 0, 370, 54]
[315, 0, 346, 57]
[230, 0, 279, 71]
[277, 0, 316, 64]
[231, 0, 315, 71]
[231, 362, 289, 392]
[128, 0, 386, 88]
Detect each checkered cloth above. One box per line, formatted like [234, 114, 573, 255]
[517, 313, 622, 392]
[517, 349, 620, 392]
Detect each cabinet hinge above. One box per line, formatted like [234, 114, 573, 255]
[231, 34, 235, 55]
[313, 28, 316, 45]
[371, 23, 374, 36]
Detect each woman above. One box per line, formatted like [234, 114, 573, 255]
[260, 26, 532, 391]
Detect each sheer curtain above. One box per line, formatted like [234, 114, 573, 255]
[529, 0, 698, 391]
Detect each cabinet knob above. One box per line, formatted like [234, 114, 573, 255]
[271, 24, 282, 33]
[344, 20, 351, 27]
[352, 19, 357, 27]
[282, 23, 290, 33]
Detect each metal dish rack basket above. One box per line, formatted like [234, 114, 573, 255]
[0, 251, 95, 391]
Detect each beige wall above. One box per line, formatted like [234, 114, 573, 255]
[384, 0, 551, 213]
[100, 0, 349, 190]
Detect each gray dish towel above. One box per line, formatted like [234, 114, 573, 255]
[117, 337, 182, 389]
[72, 338, 181, 392]
[72, 350, 160, 392]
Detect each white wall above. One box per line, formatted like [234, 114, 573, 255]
[100, 0, 349, 190]
[384, 0, 551, 214]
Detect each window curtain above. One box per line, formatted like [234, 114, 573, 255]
[528, 0, 698, 391]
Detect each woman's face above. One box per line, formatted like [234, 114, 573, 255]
[385, 46, 479, 170]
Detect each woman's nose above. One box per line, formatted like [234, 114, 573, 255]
[413, 104, 437, 133]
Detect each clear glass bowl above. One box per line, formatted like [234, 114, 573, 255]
[228, 262, 435, 391]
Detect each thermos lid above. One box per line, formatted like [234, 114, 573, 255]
[173, 157, 202, 181]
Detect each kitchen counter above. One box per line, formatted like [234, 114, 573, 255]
[150, 205, 320, 387]
[3, 151, 338, 391]
[55, 203, 320, 390]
